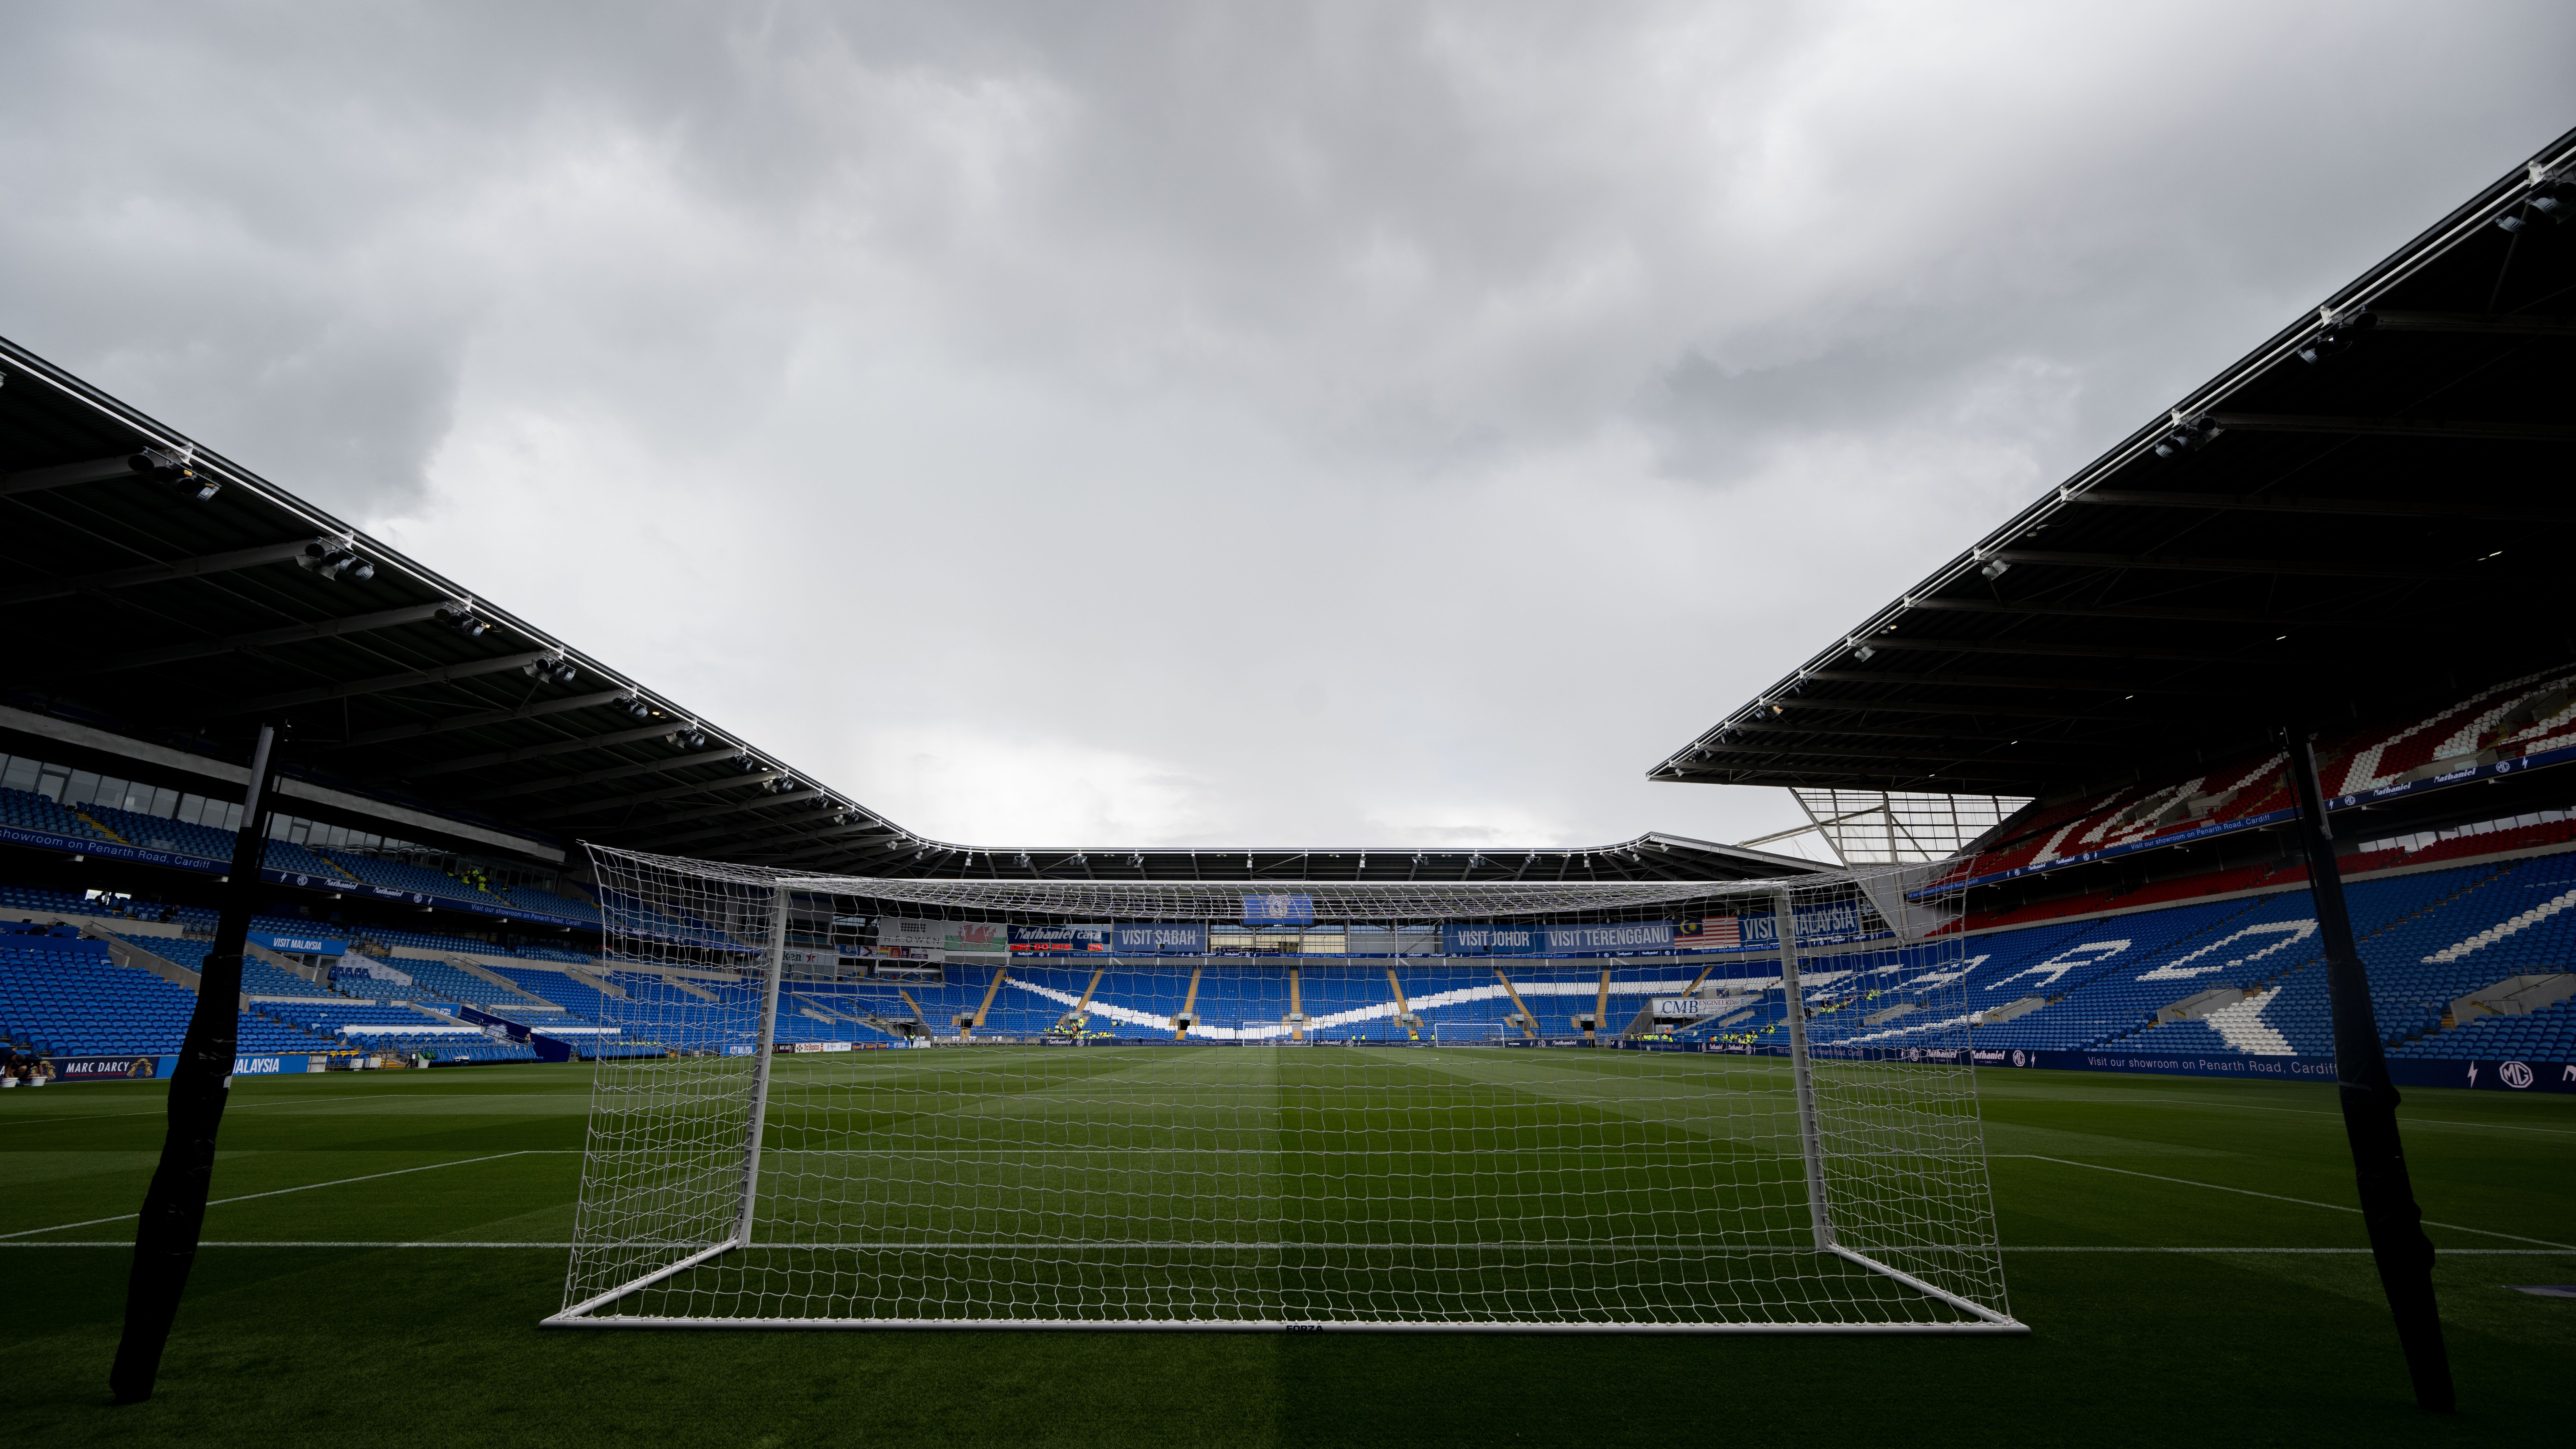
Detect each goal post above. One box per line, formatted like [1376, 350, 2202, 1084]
[548, 847, 2020, 1333]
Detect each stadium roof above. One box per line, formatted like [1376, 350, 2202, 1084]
[0, 336, 1813, 886]
[1652, 126, 2576, 804]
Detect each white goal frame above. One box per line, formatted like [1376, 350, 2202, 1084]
[545, 854, 2022, 1335]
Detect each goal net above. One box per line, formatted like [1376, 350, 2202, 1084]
[548, 847, 2018, 1333]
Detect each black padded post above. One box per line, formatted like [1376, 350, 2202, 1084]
[110, 724, 282, 1404]
[2279, 725, 2453, 1413]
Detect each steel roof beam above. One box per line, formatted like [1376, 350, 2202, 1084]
[1666, 764, 2044, 789]
[0, 454, 146, 499]
[1686, 741, 2066, 766]
[338, 689, 634, 748]
[1845, 636, 2245, 664]
[2208, 412, 2576, 443]
[626, 787, 835, 834]
[466, 751, 751, 801]
[223, 649, 560, 715]
[522, 770, 791, 820]
[1715, 721, 2097, 745]
[392, 722, 725, 781]
[1748, 700, 2158, 727]
[1794, 668, 2190, 693]
[748, 832, 911, 868]
[630, 807, 847, 850]
[2066, 489, 2576, 523]
[76, 601, 455, 675]
[1995, 549, 2508, 579]
[2363, 309, 2576, 337]
[0, 537, 327, 606]
[1906, 597, 2326, 625]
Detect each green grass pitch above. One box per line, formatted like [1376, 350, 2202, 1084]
[3, 1054, 2570, 1447]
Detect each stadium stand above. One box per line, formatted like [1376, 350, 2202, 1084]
[0, 786, 111, 842]
[75, 801, 237, 859]
[318, 849, 503, 906]
[1931, 672, 2576, 895]
[10, 778, 2576, 1071]
[0, 933, 340, 1059]
[502, 885, 603, 924]
[126, 935, 343, 1000]
[1795, 851, 2576, 1063]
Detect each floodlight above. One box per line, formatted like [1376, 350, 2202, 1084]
[1979, 559, 2010, 581]
[129, 446, 219, 500]
[2496, 181, 2570, 232]
[2152, 412, 2218, 458]
[1853, 644, 1877, 661]
[2298, 307, 2375, 364]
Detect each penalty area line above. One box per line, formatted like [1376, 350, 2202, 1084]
[0, 1149, 554, 1241]
[2006, 1154, 2575, 1250]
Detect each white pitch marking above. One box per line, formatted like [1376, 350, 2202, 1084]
[0, 1149, 564, 1241]
[2007, 1154, 2575, 1249]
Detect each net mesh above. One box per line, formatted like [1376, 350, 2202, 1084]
[553, 846, 2015, 1330]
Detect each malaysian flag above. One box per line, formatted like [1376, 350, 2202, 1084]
[1688, 915, 1741, 949]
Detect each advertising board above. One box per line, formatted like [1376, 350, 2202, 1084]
[1112, 924, 1209, 954]
[52, 1054, 168, 1081]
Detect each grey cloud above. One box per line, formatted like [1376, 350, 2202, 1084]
[3, 2, 2573, 849]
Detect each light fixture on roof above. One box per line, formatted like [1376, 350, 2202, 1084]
[301, 541, 372, 581]
[1978, 558, 2011, 581]
[621, 695, 652, 720]
[523, 653, 578, 685]
[129, 446, 219, 501]
[2496, 172, 2572, 232]
[2297, 306, 2375, 364]
[2152, 411, 2219, 459]
[1853, 644, 1877, 661]
[438, 603, 489, 638]
[667, 724, 710, 750]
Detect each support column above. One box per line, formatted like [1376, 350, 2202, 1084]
[112, 723, 281, 1403]
[734, 877, 791, 1247]
[1774, 888, 1834, 1250]
[1493, 969, 1539, 1039]
[968, 964, 1009, 1039]
[2280, 727, 2453, 1412]
[1176, 963, 1203, 1039]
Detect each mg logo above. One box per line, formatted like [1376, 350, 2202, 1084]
[2500, 1061, 2535, 1090]
[2011, 1050, 2027, 1068]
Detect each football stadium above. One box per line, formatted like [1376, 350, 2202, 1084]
[2, 95, 2573, 1449]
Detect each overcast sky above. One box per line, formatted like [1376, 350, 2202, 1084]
[3, 2, 2568, 854]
